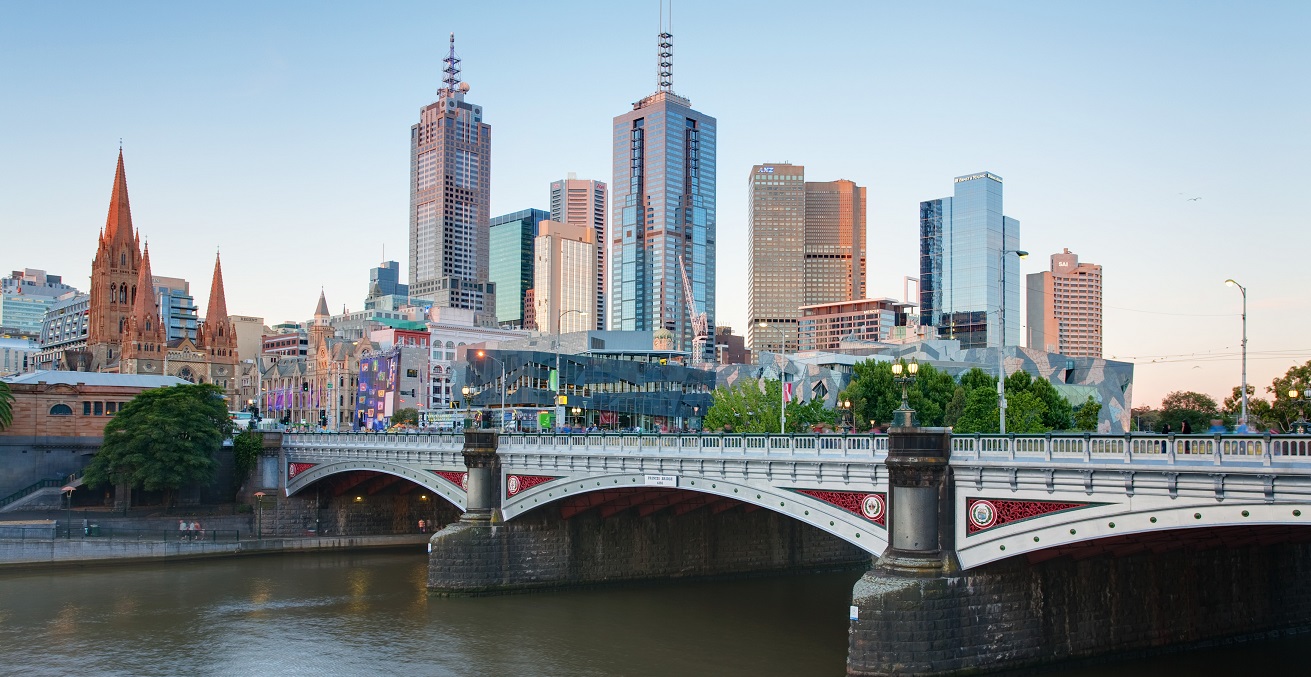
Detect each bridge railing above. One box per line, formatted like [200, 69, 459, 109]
[951, 433, 1311, 465]
[496, 432, 888, 459]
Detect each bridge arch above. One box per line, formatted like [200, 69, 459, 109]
[287, 460, 467, 512]
[500, 472, 887, 555]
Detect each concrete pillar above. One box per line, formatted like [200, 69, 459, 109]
[460, 430, 501, 523]
[878, 425, 954, 575]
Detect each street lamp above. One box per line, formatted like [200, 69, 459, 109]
[476, 350, 507, 430]
[571, 406, 582, 430]
[998, 249, 1028, 434]
[554, 309, 587, 431]
[891, 358, 919, 427]
[838, 399, 853, 433]
[253, 491, 265, 539]
[757, 320, 791, 434]
[1225, 279, 1248, 430]
[461, 384, 474, 430]
[61, 485, 75, 539]
[1286, 386, 1311, 434]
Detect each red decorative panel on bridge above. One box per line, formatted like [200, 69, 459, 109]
[430, 470, 468, 491]
[506, 474, 560, 497]
[794, 490, 887, 526]
[288, 463, 316, 480]
[966, 498, 1093, 534]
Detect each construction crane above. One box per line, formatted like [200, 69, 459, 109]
[678, 254, 709, 363]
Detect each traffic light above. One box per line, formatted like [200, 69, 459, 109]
[301, 382, 309, 392]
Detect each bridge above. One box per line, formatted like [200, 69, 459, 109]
[279, 430, 1311, 569]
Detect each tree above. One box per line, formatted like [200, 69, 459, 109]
[1222, 385, 1272, 430]
[1267, 360, 1311, 432]
[1158, 390, 1219, 433]
[0, 379, 12, 432]
[1131, 406, 1160, 433]
[953, 387, 1001, 434]
[232, 428, 264, 497]
[842, 360, 955, 429]
[1005, 371, 1073, 431]
[703, 380, 782, 433]
[1074, 395, 1102, 432]
[787, 396, 838, 432]
[391, 408, 420, 427]
[82, 383, 231, 509]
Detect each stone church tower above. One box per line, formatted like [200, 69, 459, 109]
[87, 149, 143, 371]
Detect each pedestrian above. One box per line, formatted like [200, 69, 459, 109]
[418, 519, 426, 533]
[179, 519, 188, 541]
[192, 520, 203, 541]
[1181, 420, 1192, 453]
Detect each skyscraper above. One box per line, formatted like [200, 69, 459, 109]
[746, 163, 866, 358]
[919, 172, 1021, 349]
[408, 34, 495, 326]
[533, 220, 596, 335]
[1026, 248, 1103, 357]
[488, 208, 548, 328]
[610, 20, 716, 361]
[365, 260, 409, 311]
[550, 176, 607, 330]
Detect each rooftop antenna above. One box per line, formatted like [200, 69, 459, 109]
[442, 33, 462, 94]
[657, 1, 673, 92]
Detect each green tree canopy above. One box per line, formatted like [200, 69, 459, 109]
[82, 383, 232, 507]
[1222, 385, 1272, 430]
[1158, 390, 1220, 433]
[841, 360, 955, 429]
[1267, 360, 1311, 432]
[953, 387, 1001, 434]
[703, 380, 783, 433]
[0, 379, 12, 432]
[232, 428, 264, 496]
[1074, 395, 1102, 432]
[391, 408, 419, 426]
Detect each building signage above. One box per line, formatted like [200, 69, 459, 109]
[644, 474, 678, 487]
[953, 172, 1003, 184]
[758, 167, 775, 173]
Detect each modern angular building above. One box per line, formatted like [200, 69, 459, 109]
[1026, 248, 1103, 357]
[364, 260, 410, 311]
[488, 208, 548, 328]
[550, 176, 607, 330]
[610, 27, 716, 362]
[152, 275, 198, 342]
[408, 34, 495, 325]
[797, 298, 914, 352]
[534, 220, 597, 335]
[919, 172, 1022, 349]
[746, 163, 866, 358]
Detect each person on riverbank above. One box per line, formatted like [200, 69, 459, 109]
[179, 519, 189, 541]
[418, 519, 426, 533]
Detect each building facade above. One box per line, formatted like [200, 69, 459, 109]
[1, 269, 78, 338]
[797, 298, 914, 352]
[550, 176, 607, 330]
[364, 260, 410, 311]
[488, 208, 548, 328]
[920, 171, 1022, 349]
[408, 35, 495, 325]
[35, 291, 89, 371]
[610, 30, 716, 362]
[746, 163, 866, 359]
[714, 326, 749, 365]
[152, 275, 198, 342]
[1026, 248, 1103, 357]
[534, 220, 596, 335]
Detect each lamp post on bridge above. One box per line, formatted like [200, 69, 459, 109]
[998, 249, 1028, 434]
[891, 358, 919, 428]
[61, 485, 75, 539]
[476, 350, 507, 430]
[461, 384, 473, 431]
[1286, 386, 1311, 434]
[554, 309, 588, 432]
[1225, 279, 1248, 430]
[838, 399, 853, 433]
[253, 491, 265, 540]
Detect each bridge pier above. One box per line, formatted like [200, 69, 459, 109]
[459, 431, 501, 523]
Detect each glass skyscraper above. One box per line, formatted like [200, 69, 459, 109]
[488, 208, 548, 328]
[920, 172, 1021, 349]
[550, 176, 607, 330]
[610, 32, 716, 361]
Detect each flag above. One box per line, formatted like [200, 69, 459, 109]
[783, 382, 794, 403]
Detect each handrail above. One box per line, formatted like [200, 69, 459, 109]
[0, 478, 65, 509]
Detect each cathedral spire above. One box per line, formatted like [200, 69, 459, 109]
[104, 148, 135, 246]
[205, 251, 230, 325]
[314, 288, 330, 318]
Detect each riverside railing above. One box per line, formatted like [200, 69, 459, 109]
[0, 524, 242, 542]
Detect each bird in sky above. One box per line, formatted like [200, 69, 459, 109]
[1187, 197, 1202, 201]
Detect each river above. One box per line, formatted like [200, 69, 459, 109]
[0, 551, 1305, 676]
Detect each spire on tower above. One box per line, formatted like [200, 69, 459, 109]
[314, 288, 330, 318]
[657, 1, 673, 92]
[442, 32, 462, 93]
[104, 148, 135, 245]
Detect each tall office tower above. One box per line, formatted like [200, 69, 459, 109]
[0, 269, 78, 337]
[408, 34, 495, 325]
[746, 163, 866, 358]
[1026, 248, 1103, 357]
[488, 208, 548, 328]
[919, 171, 1021, 349]
[152, 276, 198, 342]
[550, 175, 607, 330]
[610, 19, 716, 362]
[533, 220, 596, 335]
[365, 260, 409, 310]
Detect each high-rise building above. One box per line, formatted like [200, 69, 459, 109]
[745, 163, 866, 358]
[610, 22, 716, 362]
[550, 175, 607, 330]
[488, 208, 548, 328]
[919, 171, 1021, 349]
[152, 275, 198, 342]
[0, 269, 78, 338]
[797, 298, 914, 352]
[408, 34, 495, 325]
[365, 260, 409, 311]
[1026, 248, 1103, 357]
[533, 220, 596, 335]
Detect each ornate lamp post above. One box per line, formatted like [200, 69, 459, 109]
[554, 309, 588, 431]
[1286, 386, 1311, 434]
[461, 384, 473, 431]
[891, 358, 920, 427]
[253, 491, 265, 539]
[998, 249, 1028, 434]
[476, 351, 507, 430]
[61, 485, 75, 539]
[571, 406, 582, 429]
[1225, 279, 1248, 429]
[838, 399, 853, 433]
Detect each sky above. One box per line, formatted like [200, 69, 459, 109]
[2, 1, 1308, 410]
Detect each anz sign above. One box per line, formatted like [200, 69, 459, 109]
[758, 167, 775, 173]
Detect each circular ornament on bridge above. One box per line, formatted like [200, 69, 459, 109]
[861, 494, 886, 521]
[507, 475, 521, 496]
[969, 500, 999, 529]
[461, 473, 468, 491]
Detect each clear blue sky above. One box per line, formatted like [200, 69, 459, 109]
[2, 1, 1308, 409]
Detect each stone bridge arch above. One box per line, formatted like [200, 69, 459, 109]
[286, 460, 467, 512]
[500, 471, 888, 555]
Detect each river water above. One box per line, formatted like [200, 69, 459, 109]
[0, 551, 1305, 676]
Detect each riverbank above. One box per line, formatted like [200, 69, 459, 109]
[0, 533, 431, 570]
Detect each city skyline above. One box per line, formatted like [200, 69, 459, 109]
[2, 2, 1309, 407]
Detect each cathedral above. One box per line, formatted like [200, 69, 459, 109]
[81, 150, 240, 406]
